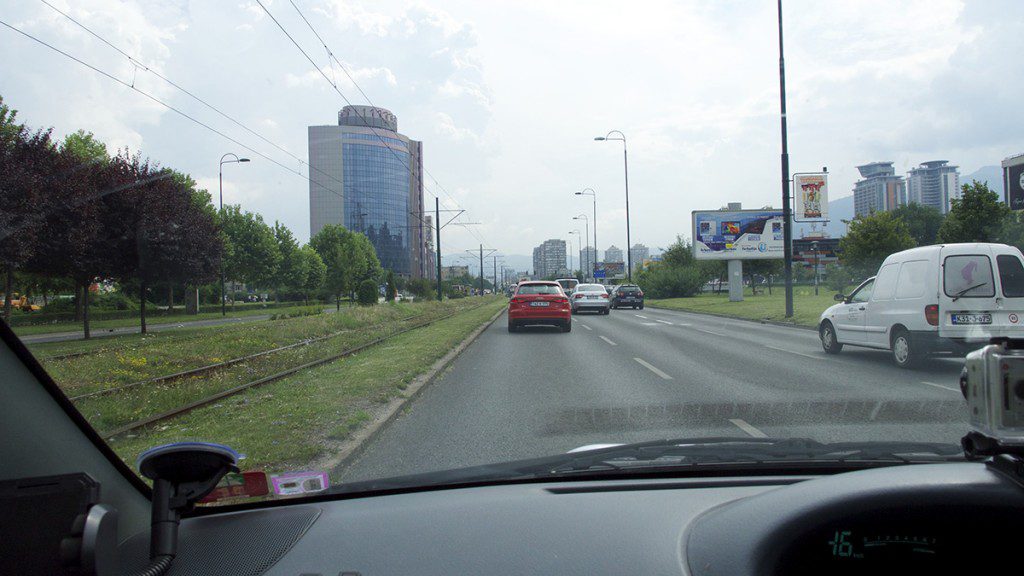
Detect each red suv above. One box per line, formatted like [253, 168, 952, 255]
[508, 281, 572, 333]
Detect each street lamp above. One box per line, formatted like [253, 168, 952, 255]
[594, 131, 632, 281]
[219, 153, 250, 316]
[568, 230, 581, 279]
[572, 214, 590, 281]
[811, 240, 820, 296]
[574, 188, 598, 278]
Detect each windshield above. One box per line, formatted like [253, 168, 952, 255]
[3, 0, 1016, 506]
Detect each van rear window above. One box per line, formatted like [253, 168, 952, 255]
[943, 255, 995, 298]
[997, 255, 1024, 297]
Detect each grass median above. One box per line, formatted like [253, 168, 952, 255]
[647, 286, 841, 328]
[89, 296, 505, 475]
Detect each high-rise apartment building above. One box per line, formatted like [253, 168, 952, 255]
[853, 162, 906, 217]
[532, 239, 568, 279]
[580, 246, 597, 277]
[629, 244, 650, 271]
[605, 245, 624, 263]
[308, 105, 426, 277]
[908, 160, 960, 214]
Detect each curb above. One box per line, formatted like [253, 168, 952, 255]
[321, 304, 506, 476]
[645, 303, 817, 332]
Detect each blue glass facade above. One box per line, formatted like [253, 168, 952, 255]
[343, 143, 411, 274]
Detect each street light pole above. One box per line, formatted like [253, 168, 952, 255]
[594, 132, 632, 282]
[218, 153, 250, 316]
[777, 0, 794, 318]
[575, 188, 598, 279]
[573, 215, 589, 281]
[812, 241, 820, 296]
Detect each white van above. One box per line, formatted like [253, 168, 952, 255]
[818, 243, 1024, 367]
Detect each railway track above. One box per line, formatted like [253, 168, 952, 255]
[99, 301, 493, 440]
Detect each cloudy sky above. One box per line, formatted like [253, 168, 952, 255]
[1, 0, 1021, 262]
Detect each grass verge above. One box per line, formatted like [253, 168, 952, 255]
[13, 303, 325, 336]
[647, 286, 842, 327]
[105, 297, 506, 475]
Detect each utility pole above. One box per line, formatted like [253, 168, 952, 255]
[435, 198, 442, 301]
[778, 0, 794, 318]
[466, 246, 496, 295]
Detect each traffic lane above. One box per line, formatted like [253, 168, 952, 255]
[337, 311, 755, 483]
[636, 305, 966, 383]
[586, 308, 967, 444]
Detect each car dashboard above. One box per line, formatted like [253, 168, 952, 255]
[116, 462, 1022, 575]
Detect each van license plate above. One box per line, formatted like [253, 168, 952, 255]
[951, 313, 992, 325]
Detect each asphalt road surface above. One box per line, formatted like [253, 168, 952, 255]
[337, 305, 968, 483]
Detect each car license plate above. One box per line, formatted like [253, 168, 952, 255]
[530, 301, 550, 307]
[951, 313, 992, 325]
[587, 295, 599, 299]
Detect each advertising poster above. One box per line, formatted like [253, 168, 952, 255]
[1006, 162, 1024, 211]
[793, 173, 828, 220]
[692, 210, 785, 260]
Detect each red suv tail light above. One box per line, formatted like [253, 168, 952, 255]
[925, 304, 939, 326]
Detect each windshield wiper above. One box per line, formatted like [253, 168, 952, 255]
[329, 438, 964, 495]
[953, 282, 988, 301]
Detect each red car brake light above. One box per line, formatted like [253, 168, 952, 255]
[925, 304, 939, 326]
[558, 296, 569, 304]
[574, 293, 584, 299]
[601, 293, 609, 298]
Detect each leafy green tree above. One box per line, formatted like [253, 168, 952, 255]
[407, 277, 433, 299]
[891, 203, 944, 246]
[824, 263, 857, 293]
[936, 181, 1010, 244]
[61, 130, 108, 166]
[220, 205, 281, 305]
[310, 224, 356, 310]
[385, 270, 397, 302]
[272, 221, 303, 300]
[356, 279, 378, 305]
[839, 211, 916, 277]
[634, 264, 704, 298]
[298, 245, 326, 304]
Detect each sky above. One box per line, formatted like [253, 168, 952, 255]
[1, 0, 1022, 265]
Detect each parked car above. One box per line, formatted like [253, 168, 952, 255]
[818, 243, 1024, 367]
[508, 281, 572, 332]
[570, 283, 611, 315]
[612, 284, 645, 309]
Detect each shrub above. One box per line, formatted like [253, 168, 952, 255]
[636, 265, 704, 298]
[357, 279, 378, 306]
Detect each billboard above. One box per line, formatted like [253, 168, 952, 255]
[692, 209, 785, 260]
[593, 261, 625, 279]
[1005, 158, 1024, 211]
[793, 173, 828, 221]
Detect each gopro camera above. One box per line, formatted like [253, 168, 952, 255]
[961, 338, 1024, 456]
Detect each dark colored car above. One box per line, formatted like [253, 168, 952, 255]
[611, 284, 644, 309]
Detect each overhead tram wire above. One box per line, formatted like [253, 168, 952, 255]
[270, 0, 490, 247]
[0, 16, 357, 208]
[34, 0, 359, 207]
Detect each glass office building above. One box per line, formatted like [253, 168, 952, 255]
[309, 106, 426, 277]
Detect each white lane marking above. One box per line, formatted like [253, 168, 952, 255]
[920, 380, 959, 393]
[694, 327, 728, 337]
[762, 344, 821, 361]
[580, 323, 592, 331]
[869, 401, 883, 421]
[656, 319, 673, 325]
[635, 314, 648, 319]
[599, 335, 617, 346]
[633, 357, 673, 380]
[729, 418, 768, 438]
[641, 322, 659, 326]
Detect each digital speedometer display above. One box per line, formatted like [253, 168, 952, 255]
[825, 528, 939, 560]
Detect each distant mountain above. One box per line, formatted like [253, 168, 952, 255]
[793, 194, 854, 239]
[962, 165, 1003, 193]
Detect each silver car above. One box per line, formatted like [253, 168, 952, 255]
[570, 283, 611, 315]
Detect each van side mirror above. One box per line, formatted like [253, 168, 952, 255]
[834, 293, 846, 302]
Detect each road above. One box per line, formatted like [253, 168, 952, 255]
[338, 305, 968, 483]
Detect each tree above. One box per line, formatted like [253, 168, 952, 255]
[272, 221, 302, 300]
[407, 278, 433, 299]
[310, 224, 353, 310]
[891, 203, 944, 246]
[937, 181, 1010, 244]
[839, 211, 916, 277]
[220, 205, 281, 305]
[356, 279, 378, 305]
[298, 245, 326, 304]
[385, 270, 397, 302]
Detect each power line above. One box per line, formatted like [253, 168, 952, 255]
[269, 0, 488, 246]
[34, 0, 360, 207]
